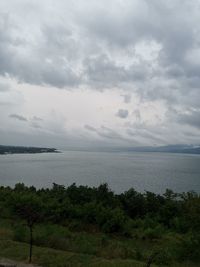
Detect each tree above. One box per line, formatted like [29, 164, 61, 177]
[120, 188, 146, 218]
[12, 193, 43, 263]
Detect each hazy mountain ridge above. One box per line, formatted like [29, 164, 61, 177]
[1, 144, 200, 155]
[123, 144, 200, 154]
[68, 144, 200, 154]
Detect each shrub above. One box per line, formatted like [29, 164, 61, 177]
[154, 248, 173, 265]
[177, 232, 200, 262]
[143, 225, 164, 240]
[13, 224, 28, 242]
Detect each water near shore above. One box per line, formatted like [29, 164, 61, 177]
[0, 150, 200, 193]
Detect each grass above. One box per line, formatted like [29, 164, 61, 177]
[0, 240, 148, 267]
[0, 219, 200, 267]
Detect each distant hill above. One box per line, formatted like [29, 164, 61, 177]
[1, 144, 200, 155]
[124, 144, 200, 154]
[0, 145, 59, 155]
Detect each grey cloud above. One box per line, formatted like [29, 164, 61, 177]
[139, 83, 180, 104]
[33, 116, 43, 121]
[124, 118, 199, 146]
[177, 110, 200, 129]
[85, 124, 132, 143]
[116, 109, 129, 119]
[80, 0, 161, 47]
[0, 14, 81, 88]
[0, 101, 11, 106]
[133, 109, 141, 121]
[9, 114, 28, 121]
[0, 82, 10, 92]
[98, 126, 125, 140]
[84, 124, 96, 132]
[121, 94, 131, 103]
[30, 116, 43, 129]
[31, 122, 42, 129]
[84, 54, 149, 89]
[1, 1, 199, 96]
[166, 65, 185, 78]
[1, 1, 200, 146]
[127, 128, 165, 145]
[81, 0, 200, 104]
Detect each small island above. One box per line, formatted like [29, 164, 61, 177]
[0, 145, 59, 155]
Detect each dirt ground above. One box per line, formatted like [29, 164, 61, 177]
[0, 258, 41, 267]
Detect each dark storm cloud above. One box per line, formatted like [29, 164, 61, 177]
[9, 114, 28, 121]
[116, 109, 129, 119]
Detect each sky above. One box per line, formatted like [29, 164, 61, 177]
[0, 0, 200, 148]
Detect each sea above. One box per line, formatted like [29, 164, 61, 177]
[0, 150, 200, 194]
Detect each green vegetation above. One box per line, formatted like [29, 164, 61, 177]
[0, 145, 58, 154]
[0, 183, 200, 266]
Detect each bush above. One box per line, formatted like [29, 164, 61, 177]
[143, 225, 164, 240]
[171, 216, 189, 233]
[143, 216, 159, 229]
[154, 248, 172, 265]
[13, 224, 28, 242]
[98, 208, 130, 234]
[99, 241, 136, 259]
[145, 248, 172, 266]
[177, 232, 200, 262]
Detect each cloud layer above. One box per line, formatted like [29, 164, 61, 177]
[0, 0, 200, 146]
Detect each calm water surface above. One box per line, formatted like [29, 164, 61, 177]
[0, 150, 200, 193]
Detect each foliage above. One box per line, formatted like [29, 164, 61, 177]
[0, 182, 200, 265]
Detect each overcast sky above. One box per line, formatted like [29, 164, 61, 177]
[0, 0, 200, 148]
